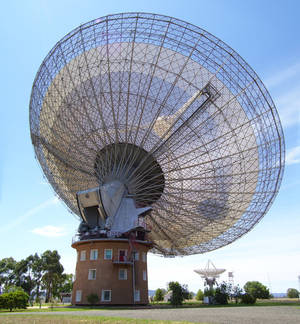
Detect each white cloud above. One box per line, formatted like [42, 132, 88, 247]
[275, 86, 300, 128]
[31, 225, 68, 237]
[265, 62, 300, 89]
[286, 145, 300, 165]
[0, 197, 59, 233]
[264, 62, 300, 129]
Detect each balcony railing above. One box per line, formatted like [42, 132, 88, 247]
[71, 218, 151, 244]
[112, 256, 133, 265]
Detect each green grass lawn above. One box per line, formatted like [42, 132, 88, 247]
[0, 314, 199, 324]
[151, 298, 300, 307]
[0, 307, 101, 313]
[0, 298, 299, 314]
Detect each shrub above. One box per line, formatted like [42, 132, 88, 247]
[196, 289, 204, 301]
[153, 288, 164, 302]
[204, 287, 215, 297]
[214, 282, 231, 305]
[241, 293, 256, 304]
[244, 281, 270, 299]
[13, 290, 28, 309]
[232, 285, 243, 304]
[287, 288, 299, 298]
[168, 281, 184, 307]
[87, 293, 99, 305]
[0, 290, 29, 311]
[0, 294, 5, 309]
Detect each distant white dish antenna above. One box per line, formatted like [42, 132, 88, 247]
[194, 260, 226, 289]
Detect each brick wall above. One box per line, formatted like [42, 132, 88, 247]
[71, 239, 151, 305]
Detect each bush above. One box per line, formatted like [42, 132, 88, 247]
[13, 290, 28, 309]
[287, 288, 299, 298]
[244, 281, 270, 299]
[0, 290, 29, 311]
[168, 281, 184, 307]
[87, 293, 99, 305]
[3, 285, 24, 294]
[241, 293, 256, 304]
[232, 285, 243, 304]
[0, 294, 5, 309]
[182, 284, 190, 300]
[153, 288, 164, 302]
[204, 287, 215, 297]
[196, 289, 204, 301]
[215, 289, 228, 305]
[214, 282, 231, 305]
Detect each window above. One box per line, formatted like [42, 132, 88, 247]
[133, 251, 139, 261]
[142, 252, 146, 262]
[104, 249, 112, 260]
[143, 270, 147, 281]
[80, 250, 86, 261]
[134, 289, 140, 302]
[118, 250, 127, 262]
[101, 289, 111, 302]
[88, 269, 96, 280]
[90, 249, 98, 260]
[119, 268, 127, 280]
[75, 290, 82, 302]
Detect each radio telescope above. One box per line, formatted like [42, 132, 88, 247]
[29, 13, 284, 304]
[194, 260, 226, 290]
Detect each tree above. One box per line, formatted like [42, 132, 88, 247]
[153, 288, 164, 302]
[195, 289, 204, 301]
[56, 273, 73, 301]
[12, 255, 36, 303]
[214, 282, 231, 305]
[0, 251, 72, 305]
[204, 287, 215, 297]
[87, 293, 99, 305]
[41, 250, 64, 302]
[31, 253, 44, 304]
[168, 281, 184, 307]
[0, 258, 16, 292]
[244, 281, 271, 299]
[287, 288, 299, 298]
[182, 284, 190, 300]
[232, 285, 243, 304]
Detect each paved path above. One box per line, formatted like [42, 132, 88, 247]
[6, 306, 300, 324]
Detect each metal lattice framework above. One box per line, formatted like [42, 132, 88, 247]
[29, 12, 284, 256]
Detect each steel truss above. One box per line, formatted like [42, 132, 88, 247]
[30, 13, 285, 256]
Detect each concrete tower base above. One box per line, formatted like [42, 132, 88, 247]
[71, 238, 152, 305]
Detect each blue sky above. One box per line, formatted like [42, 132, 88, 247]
[0, 0, 299, 294]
